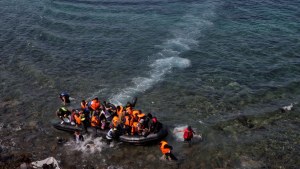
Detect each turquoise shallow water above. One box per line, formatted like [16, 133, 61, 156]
[0, 0, 299, 168]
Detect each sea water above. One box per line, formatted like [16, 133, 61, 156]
[0, 0, 299, 168]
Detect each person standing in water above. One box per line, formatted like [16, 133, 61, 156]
[159, 140, 177, 161]
[59, 92, 70, 106]
[177, 125, 196, 146]
[74, 129, 84, 144]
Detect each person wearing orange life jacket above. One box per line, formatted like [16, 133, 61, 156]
[116, 106, 124, 121]
[126, 106, 133, 116]
[80, 100, 87, 111]
[122, 112, 132, 135]
[110, 116, 119, 128]
[88, 97, 100, 118]
[69, 109, 78, 125]
[159, 141, 177, 161]
[90, 97, 100, 110]
[107, 116, 122, 140]
[137, 112, 146, 124]
[131, 122, 139, 135]
[73, 111, 82, 126]
[91, 111, 101, 136]
[74, 110, 88, 133]
[131, 110, 140, 124]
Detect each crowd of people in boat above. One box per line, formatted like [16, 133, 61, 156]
[56, 92, 198, 162]
[56, 93, 163, 138]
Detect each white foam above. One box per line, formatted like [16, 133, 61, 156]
[65, 135, 109, 154]
[108, 2, 216, 105]
[173, 125, 187, 142]
[107, 165, 124, 169]
[109, 57, 190, 104]
[173, 125, 202, 142]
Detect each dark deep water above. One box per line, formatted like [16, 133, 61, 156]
[0, 0, 299, 168]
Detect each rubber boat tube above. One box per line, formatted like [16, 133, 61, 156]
[52, 122, 168, 145]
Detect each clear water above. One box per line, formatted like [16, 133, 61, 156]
[0, 0, 299, 168]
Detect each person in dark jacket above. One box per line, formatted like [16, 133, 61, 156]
[150, 117, 162, 133]
[74, 130, 84, 143]
[59, 92, 70, 105]
[56, 106, 71, 124]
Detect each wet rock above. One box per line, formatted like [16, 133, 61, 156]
[239, 156, 264, 169]
[56, 137, 68, 145]
[146, 154, 156, 161]
[0, 100, 21, 108]
[0, 151, 32, 169]
[237, 116, 254, 128]
[27, 121, 38, 129]
[0, 153, 14, 163]
[24, 134, 38, 142]
[51, 145, 57, 151]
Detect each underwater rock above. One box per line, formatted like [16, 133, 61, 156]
[236, 116, 254, 128]
[27, 121, 39, 130]
[239, 156, 264, 169]
[146, 154, 156, 161]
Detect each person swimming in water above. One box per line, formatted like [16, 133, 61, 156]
[59, 92, 70, 106]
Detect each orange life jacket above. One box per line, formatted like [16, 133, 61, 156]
[81, 101, 87, 110]
[74, 114, 81, 125]
[112, 116, 119, 128]
[117, 106, 123, 117]
[160, 141, 170, 154]
[131, 122, 138, 135]
[124, 115, 131, 126]
[132, 110, 140, 117]
[91, 116, 100, 127]
[137, 113, 145, 122]
[90, 99, 100, 111]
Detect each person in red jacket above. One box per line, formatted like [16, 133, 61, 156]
[183, 126, 195, 142]
[177, 125, 196, 146]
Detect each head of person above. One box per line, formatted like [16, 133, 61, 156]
[75, 129, 80, 135]
[188, 126, 192, 130]
[147, 113, 153, 119]
[126, 102, 132, 108]
[117, 106, 121, 111]
[152, 117, 157, 123]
